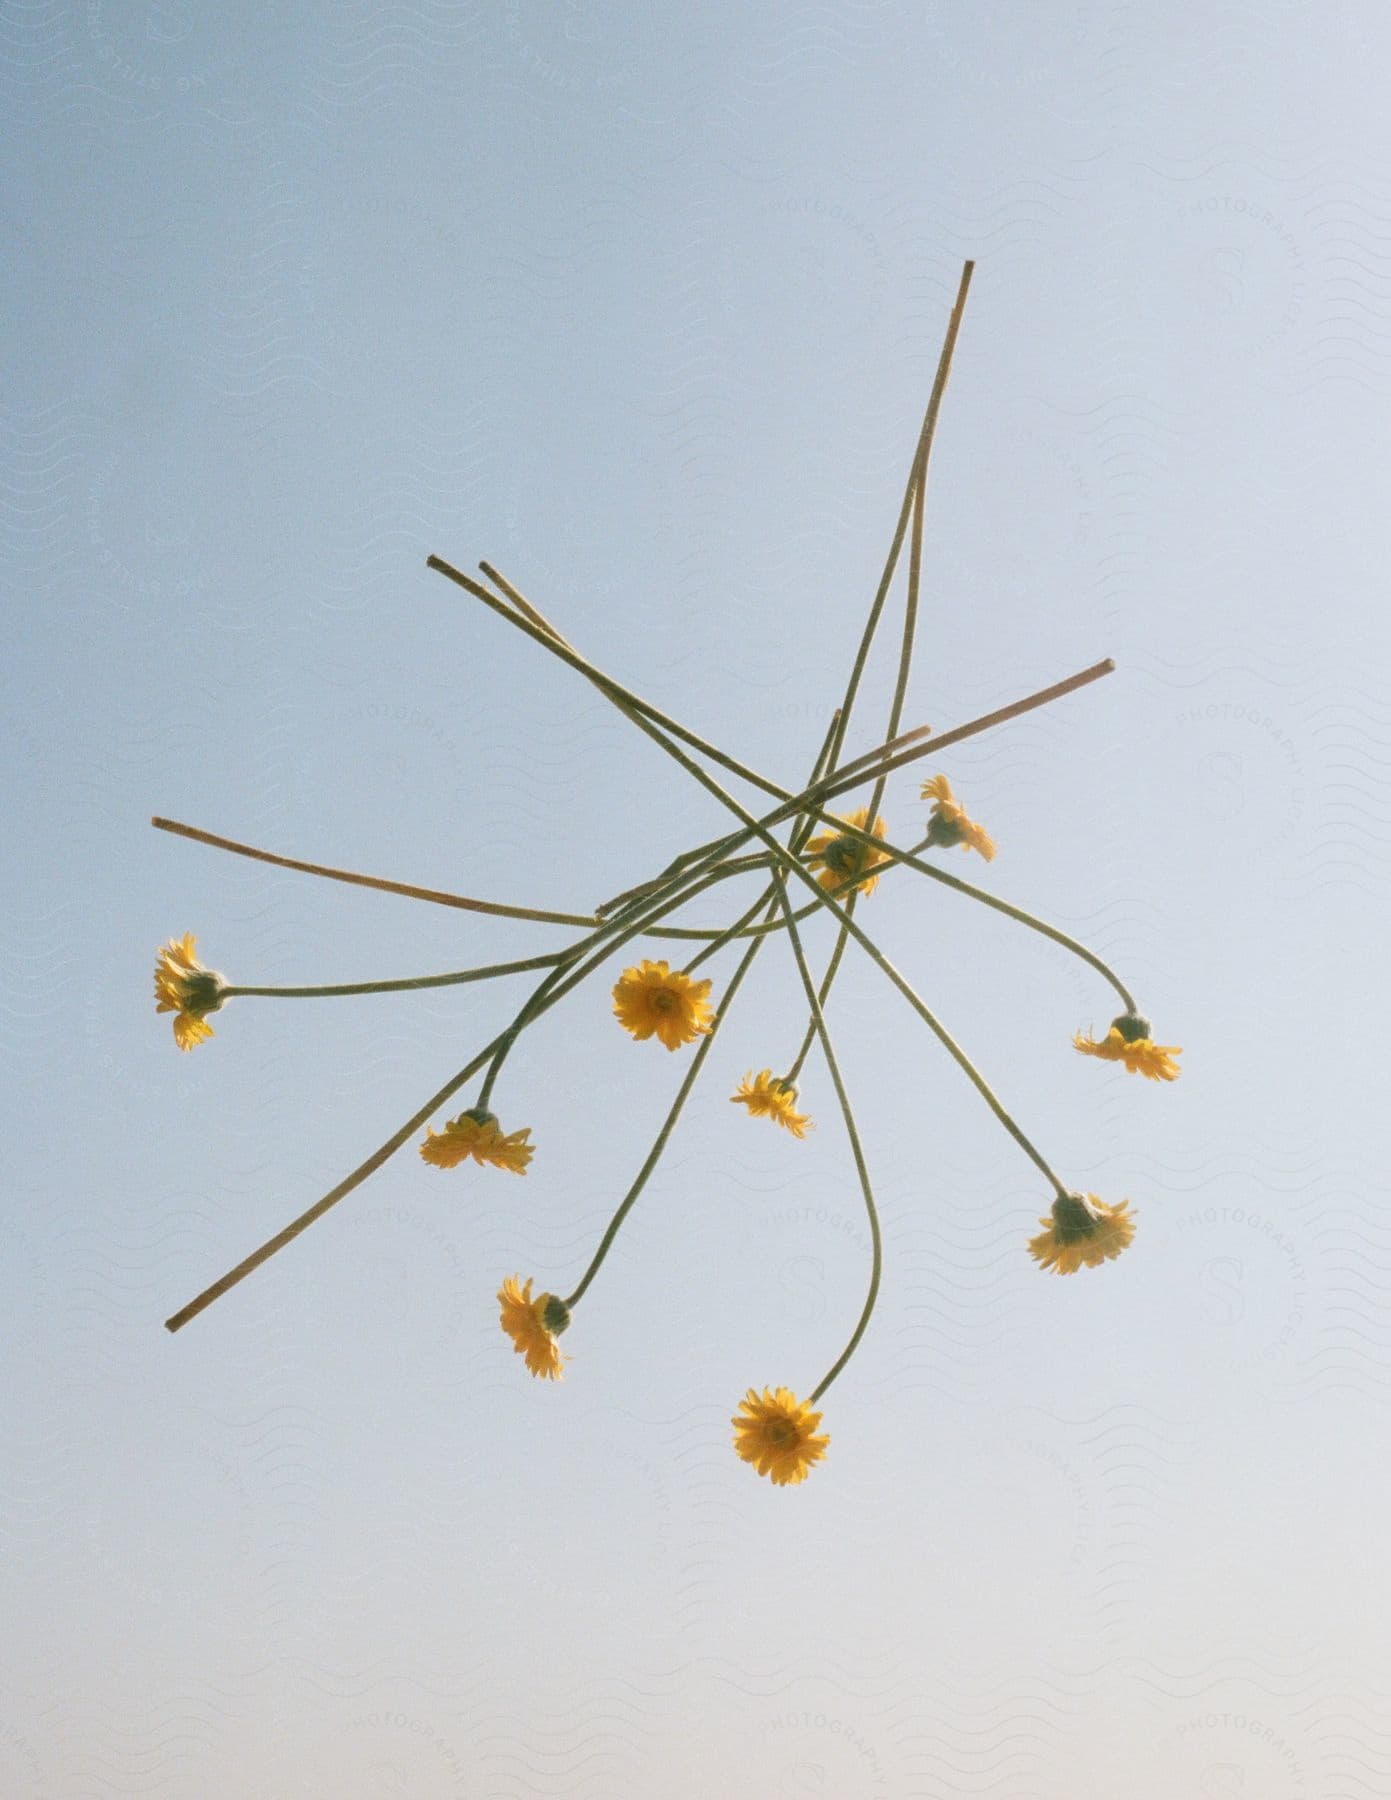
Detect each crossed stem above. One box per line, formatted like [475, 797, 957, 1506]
[157, 257, 1124, 1399]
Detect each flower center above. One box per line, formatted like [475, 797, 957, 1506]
[767, 1418, 797, 1447]
[651, 989, 678, 1014]
[821, 836, 861, 875]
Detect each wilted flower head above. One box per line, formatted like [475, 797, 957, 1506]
[153, 933, 225, 1051]
[421, 1108, 534, 1173]
[921, 774, 995, 860]
[1074, 1013, 1181, 1082]
[1028, 1191, 1136, 1274]
[731, 1070, 812, 1138]
[498, 1274, 567, 1379]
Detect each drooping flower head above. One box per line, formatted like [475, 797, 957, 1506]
[1074, 1013, 1181, 1082]
[1028, 1192, 1136, 1274]
[921, 774, 995, 860]
[498, 1274, 568, 1379]
[806, 808, 890, 898]
[153, 933, 226, 1051]
[612, 960, 714, 1050]
[421, 1107, 534, 1173]
[732, 1386, 829, 1486]
[731, 1070, 812, 1138]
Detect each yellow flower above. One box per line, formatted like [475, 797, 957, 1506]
[921, 774, 995, 860]
[731, 1070, 812, 1138]
[498, 1275, 568, 1380]
[732, 1386, 829, 1486]
[1074, 1013, 1181, 1082]
[153, 932, 225, 1051]
[805, 808, 890, 897]
[1028, 1192, 1136, 1274]
[421, 1108, 534, 1173]
[611, 959, 714, 1050]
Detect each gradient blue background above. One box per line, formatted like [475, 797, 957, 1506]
[4, 4, 1388, 1794]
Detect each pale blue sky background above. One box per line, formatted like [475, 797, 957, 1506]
[4, 4, 1390, 1795]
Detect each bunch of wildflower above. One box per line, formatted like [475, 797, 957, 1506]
[152, 262, 1180, 1489]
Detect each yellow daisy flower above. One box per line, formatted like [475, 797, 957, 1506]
[921, 774, 995, 860]
[731, 1070, 812, 1138]
[1074, 1013, 1181, 1082]
[498, 1275, 568, 1380]
[153, 932, 225, 1051]
[805, 807, 890, 897]
[732, 1386, 830, 1486]
[420, 1108, 534, 1173]
[611, 959, 714, 1050]
[1028, 1192, 1136, 1275]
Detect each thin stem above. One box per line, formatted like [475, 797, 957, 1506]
[559, 712, 844, 1304]
[794, 448, 929, 1083]
[562, 914, 772, 1311]
[784, 897, 856, 1084]
[888, 833, 1138, 1013]
[429, 555, 796, 807]
[477, 560, 574, 649]
[153, 811, 776, 945]
[826, 260, 973, 775]
[163, 854, 770, 1332]
[151, 816, 603, 928]
[160, 824, 802, 1332]
[524, 631, 1076, 1201]
[772, 879, 882, 1405]
[593, 657, 1114, 923]
[683, 709, 844, 980]
[682, 880, 779, 976]
[782, 813, 1138, 1014]
[163, 1046, 499, 1333]
[221, 951, 569, 1001]
[593, 265, 972, 920]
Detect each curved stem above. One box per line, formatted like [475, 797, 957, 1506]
[163, 852, 775, 1331]
[560, 714, 842, 1309]
[530, 634, 1076, 1199]
[562, 913, 773, 1311]
[772, 879, 882, 1404]
[784, 895, 856, 1085]
[893, 836, 1138, 1012]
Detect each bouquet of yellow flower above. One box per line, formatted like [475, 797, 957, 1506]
[152, 261, 1179, 1488]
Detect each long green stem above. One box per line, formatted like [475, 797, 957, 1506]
[889, 832, 1138, 1012]
[163, 849, 782, 1331]
[221, 951, 569, 1001]
[151, 812, 775, 945]
[794, 275, 955, 1078]
[785, 898, 855, 1084]
[558, 717, 844, 1308]
[684, 709, 844, 980]
[509, 623, 1076, 1201]
[772, 879, 882, 1404]
[151, 815, 604, 928]
[825, 260, 973, 776]
[429, 555, 798, 807]
[447, 574, 1114, 919]
[562, 912, 773, 1311]
[591, 266, 972, 922]
[792, 456, 928, 1078]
